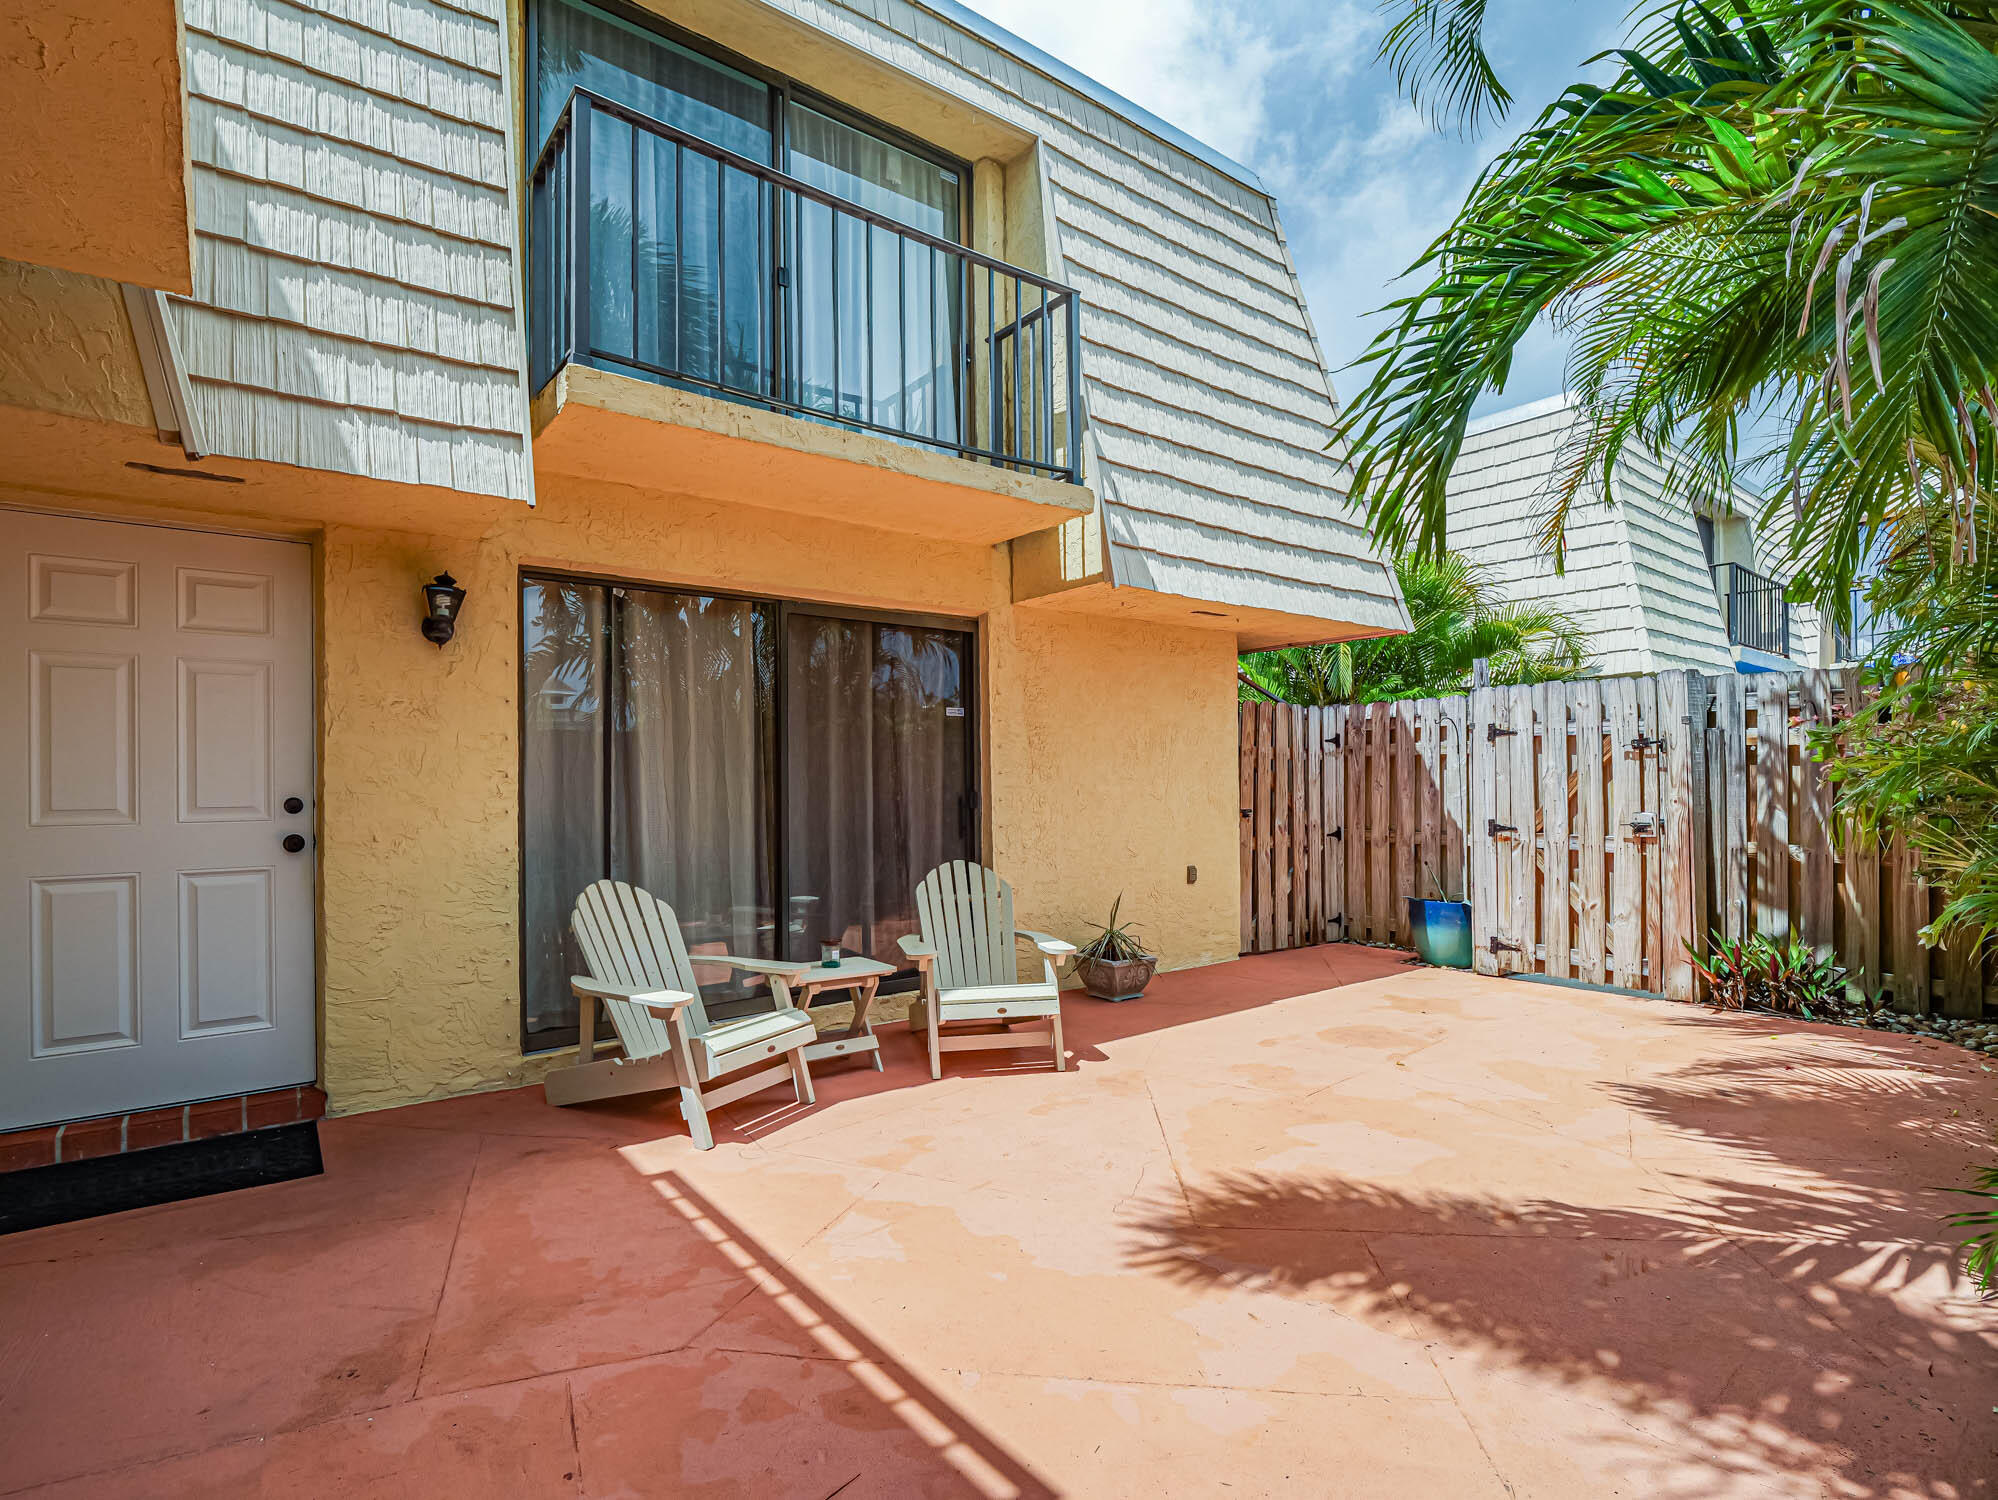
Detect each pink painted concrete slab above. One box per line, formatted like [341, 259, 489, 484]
[3, 951, 1992, 1498]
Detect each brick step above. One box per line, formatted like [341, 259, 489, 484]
[0, 1087, 328, 1173]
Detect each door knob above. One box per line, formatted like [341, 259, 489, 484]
[282, 833, 307, 854]
[283, 796, 305, 815]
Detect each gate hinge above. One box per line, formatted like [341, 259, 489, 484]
[1489, 936, 1522, 956]
[1329, 825, 1344, 841]
[1487, 819, 1518, 839]
[1240, 808, 1252, 819]
[1486, 723, 1517, 744]
[1324, 732, 1342, 748]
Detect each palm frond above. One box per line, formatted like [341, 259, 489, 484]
[1376, 0, 1512, 132]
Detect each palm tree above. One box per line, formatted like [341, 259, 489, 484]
[1240, 551, 1590, 705]
[1340, 1, 1997, 606]
[1338, 0, 1998, 928]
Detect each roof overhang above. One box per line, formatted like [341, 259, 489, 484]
[1014, 576, 1404, 653]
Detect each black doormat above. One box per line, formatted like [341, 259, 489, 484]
[0, 1121, 323, 1236]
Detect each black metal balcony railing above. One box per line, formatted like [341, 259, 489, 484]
[1712, 562, 1791, 657]
[1833, 584, 1895, 663]
[530, 90, 1083, 484]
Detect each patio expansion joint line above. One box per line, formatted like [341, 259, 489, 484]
[1143, 1077, 1192, 1219]
[1632, 1158, 1901, 1374]
[773, 1174, 895, 1267]
[411, 1131, 483, 1400]
[1360, 1235, 1521, 1498]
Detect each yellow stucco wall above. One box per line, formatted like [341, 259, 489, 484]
[0, 259, 155, 429]
[0, 0, 191, 292]
[315, 475, 1240, 1113]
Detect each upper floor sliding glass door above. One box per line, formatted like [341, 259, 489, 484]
[784, 103, 963, 444]
[530, 0, 965, 445]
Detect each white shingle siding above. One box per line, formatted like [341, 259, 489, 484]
[1449, 395, 1817, 676]
[173, 0, 529, 499]
[757, 0, 1404, 632]
[1447, 403, 1658, 676]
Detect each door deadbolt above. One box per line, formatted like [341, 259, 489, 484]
[282, 833, 307, 854]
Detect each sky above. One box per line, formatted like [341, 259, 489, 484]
[969, 0, 1632, 416]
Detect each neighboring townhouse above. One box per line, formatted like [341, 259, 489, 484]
[1446, 394, 1829, 677]
[0, 0, 1407, 1141]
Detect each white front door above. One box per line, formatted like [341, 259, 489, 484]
[1, 512, 315, 1130]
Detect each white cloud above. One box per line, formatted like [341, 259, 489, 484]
[967, 0, 1631, 415]
[970, 0, 1373, 163]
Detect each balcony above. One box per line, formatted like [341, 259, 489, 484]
[1833, 584, 1896, 663]
[1712, 562, 1791, 658]
[526, 90, 1093, 544]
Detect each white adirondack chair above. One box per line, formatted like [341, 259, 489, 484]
[544, 880, 817, 1150]
[899, 861, 1077, 1080]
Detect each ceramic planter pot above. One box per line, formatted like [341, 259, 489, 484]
[1076, 954, 1157, 1001]
[1407, 898, 1472, 969]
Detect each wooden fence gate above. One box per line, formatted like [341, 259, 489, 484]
[1239, 669, 1992, 1015]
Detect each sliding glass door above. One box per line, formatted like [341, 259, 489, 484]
[521, 580, 776, 1048]
[783, 102, 964, 438]
[782, 612, 975, 970]
[520, 578, 977, 1049]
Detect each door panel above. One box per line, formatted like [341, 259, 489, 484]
[2, 512, 315, 1129]
[179, 658, 273, 821]
[30, 875, 140, 1054]
[178, 868, 276, 1035]
[31, 650, 137, 825]
[30, 553, 137, 626]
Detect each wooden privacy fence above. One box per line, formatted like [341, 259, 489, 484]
[1239, 669, 1993, 1016]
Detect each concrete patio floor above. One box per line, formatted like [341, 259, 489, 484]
[3, 947, 1995, 1498]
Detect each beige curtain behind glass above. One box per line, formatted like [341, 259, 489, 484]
[611, 590, 772, 972]
[521, 581, 607, 1044]
[873, 626, 968, 960]
[783, 614, 874, 961]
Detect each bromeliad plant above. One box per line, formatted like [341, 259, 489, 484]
[1686, 932, 1848, 1016]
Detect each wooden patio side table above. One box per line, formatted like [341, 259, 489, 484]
[790, 956, 894, 1071]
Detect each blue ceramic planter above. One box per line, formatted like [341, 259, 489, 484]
[1407, 898, 1472, 969]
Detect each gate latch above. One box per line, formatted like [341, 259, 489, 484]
[1627, 810, 1660, 838]
[1629, 732, 1665, 753]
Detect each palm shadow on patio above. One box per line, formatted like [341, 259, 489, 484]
[1118, 1017, 1997, 1499]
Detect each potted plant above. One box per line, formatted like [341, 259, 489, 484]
[1074, 895, 1157, 1001]
[1406, 860, 1472, 969]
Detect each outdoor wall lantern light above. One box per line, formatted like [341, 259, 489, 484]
[421, 572, 467, 647]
